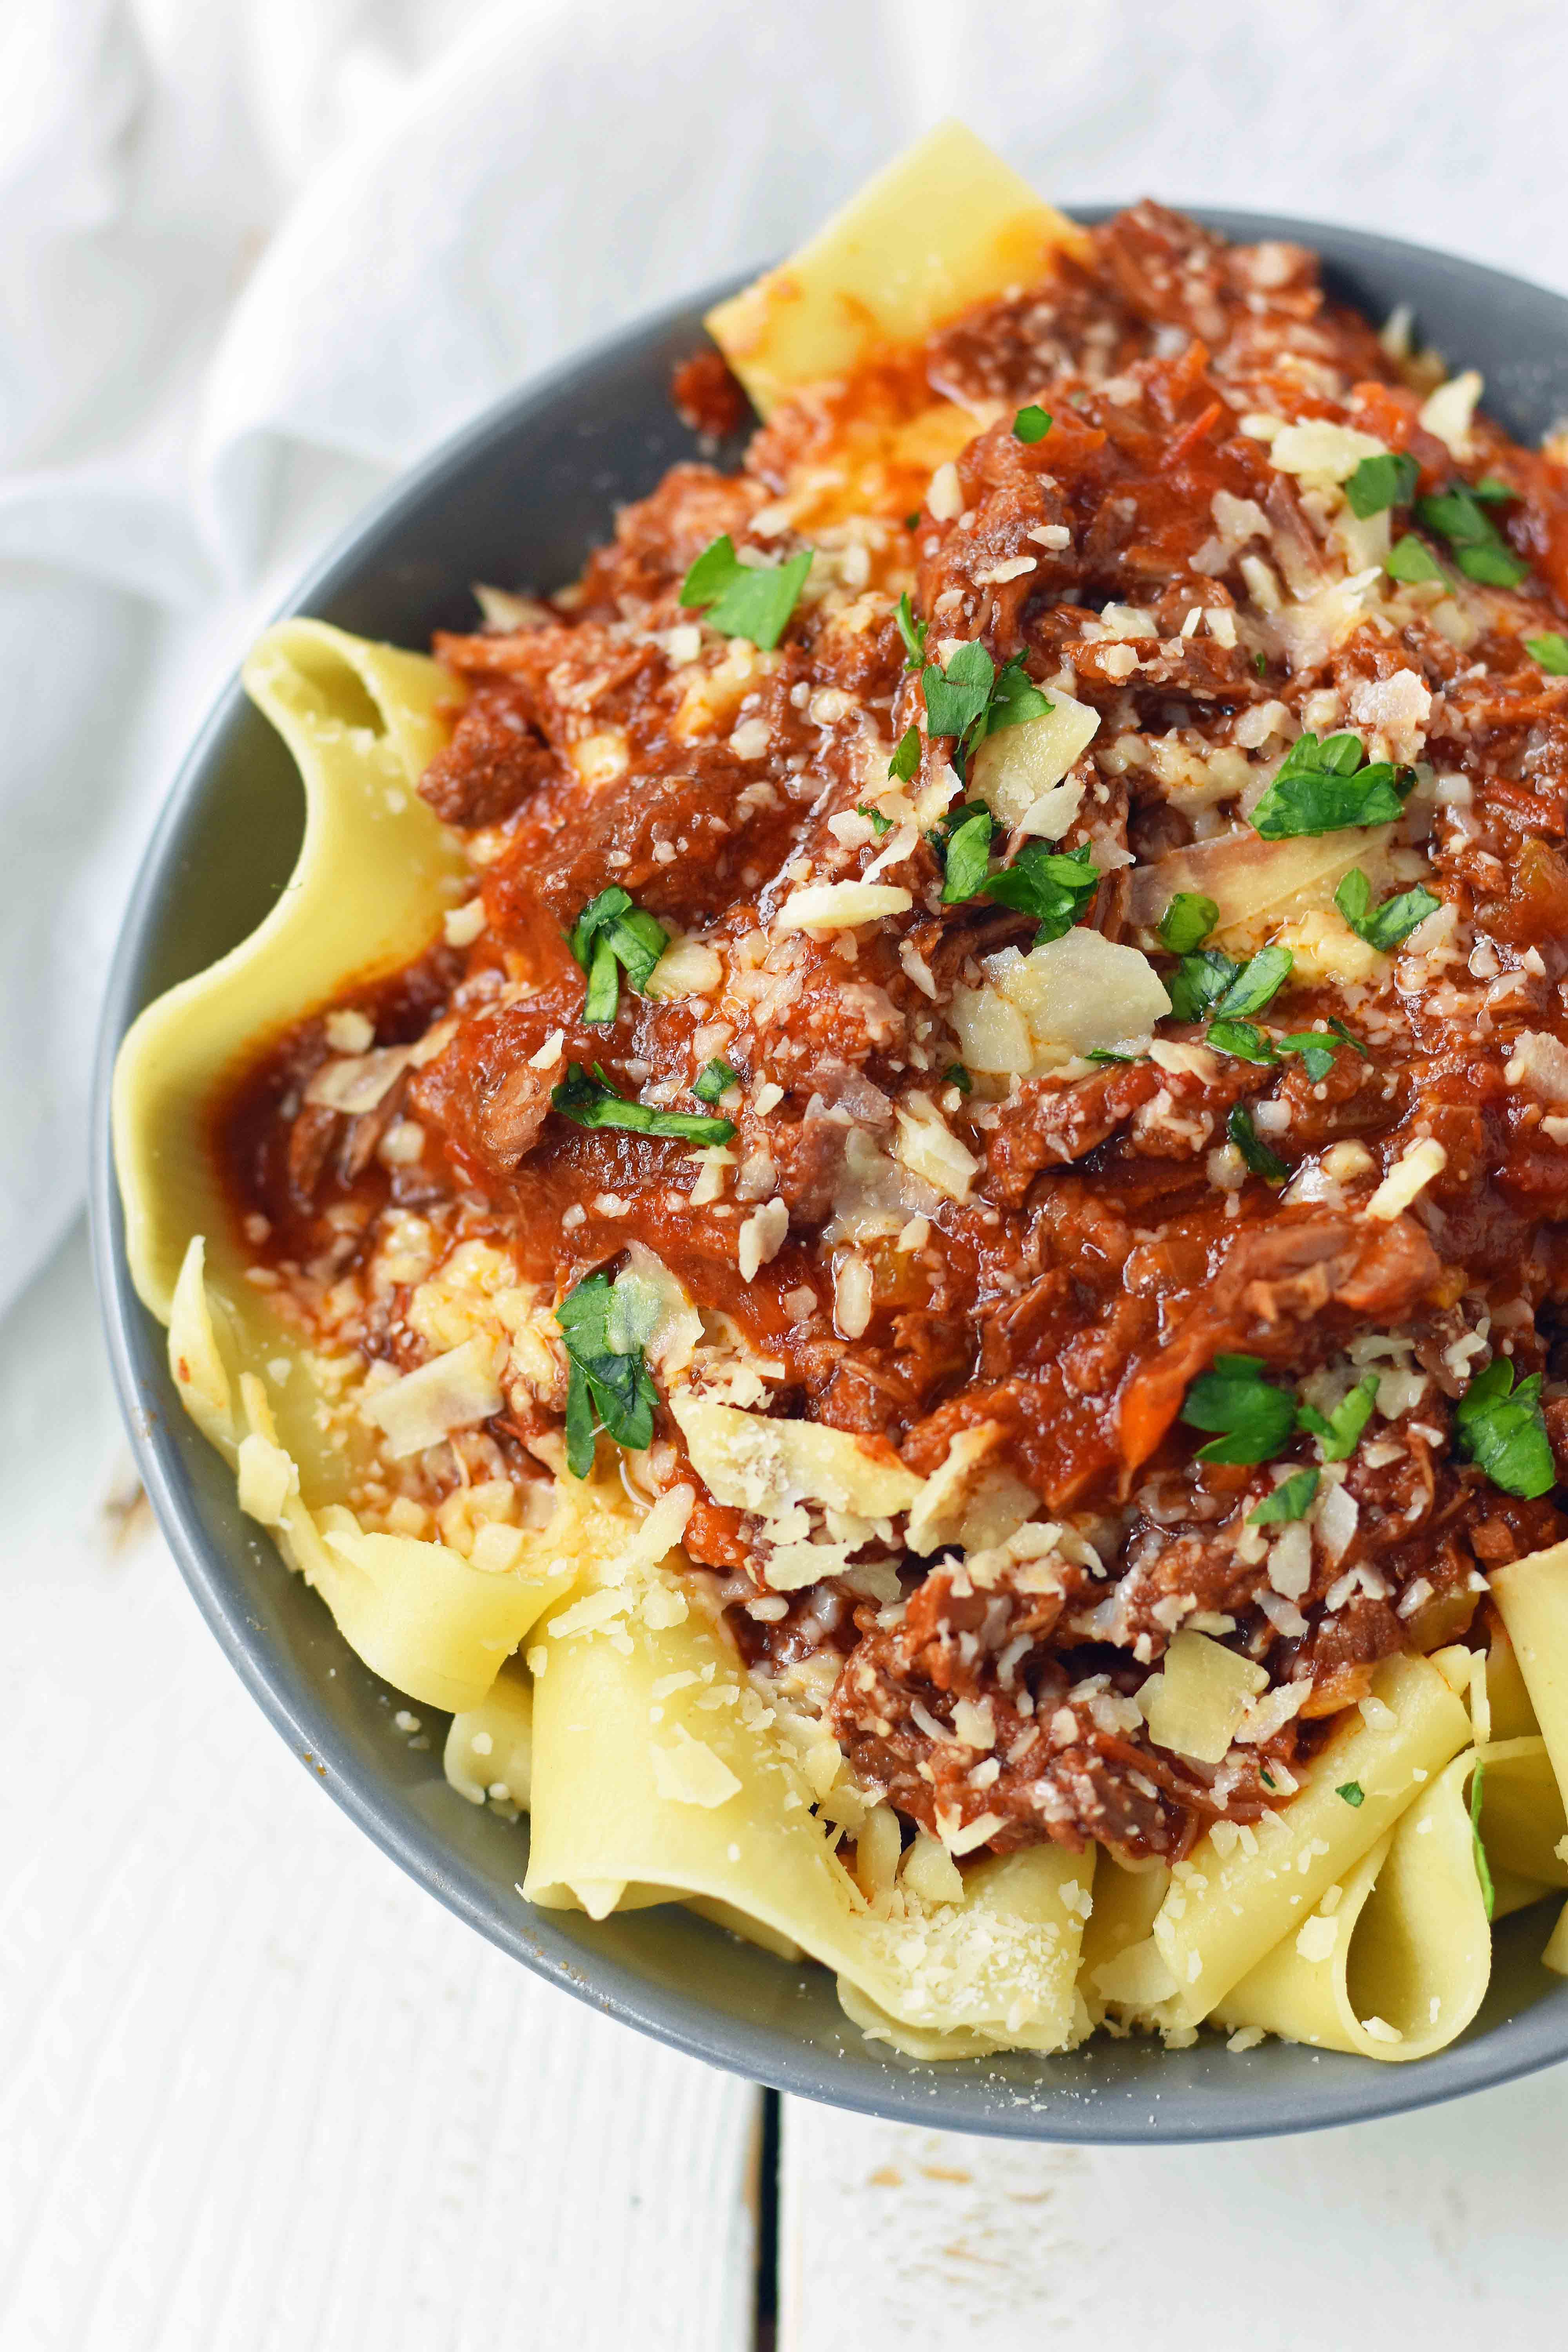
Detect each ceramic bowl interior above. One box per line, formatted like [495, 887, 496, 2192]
[93, 210, 1568, 2140]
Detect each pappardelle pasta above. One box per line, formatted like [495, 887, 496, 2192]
[116, 125, 1568, 2062]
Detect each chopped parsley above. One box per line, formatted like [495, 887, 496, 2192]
[1526, 632, 1568, 675]
[1454, 1355, 1555, 1499]
[555, 1271, 658, 1478]
[887, 727, 922, 782]
[1253, 651, 1269, 677]
[1385, 534, 1448, 586]
[929, 803, 1101, 941]
[1207, 1016, 1278, 1065]
[1158, 892, 1220, 954]
[1248, 730, 1410, 840]
[1345, 450, 1420, 518]
[895, 591, 927, 668]
[1169, 942, 1292, 1027]
[692, 1058, 739, 1104]
[1227, 1102, 1288, 1184]
[943, 1062, 973, 1093]
[1416, 481, 1528, 588]
[904, 510, 921, 530]
[1181, 1353, 1299, 1465]
[1013, 404, 1052, 444]
[568, 887, 670, 1025]
[552, 1062, 735, 1145]
[1470, 1762, 1495, 1919]
[1336, 1781, 1366, 1808]
[920, 642, 1052, 777]
[1298, 1374, 1380, 1461]
[679, 535, 813, 649]
[1334, 867, 1442, 952]
[1087, 1047, 1140, 1065]
[1247, 1466, 1319, 1524]
[857, 802, 894, 835]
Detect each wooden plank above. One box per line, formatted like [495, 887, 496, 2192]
[780, 2079, 1568, 2350]
[0, 1228, 760, 2352]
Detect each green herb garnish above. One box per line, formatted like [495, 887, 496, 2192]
[1526, 632, 1568, 675]
[1385, 534, 1449, 586]
[1248, 1467, 1320, 1524]
[1416, 482, 1528, 588]
[1470, 1762, 1495, 1918]
[857, 803, 894, 835]
[1168, 948, 1242, 1024]
[1276, 1020, 1367, 1084]
[980, 840, 1101, 941]
[1207, 1017, 1277, 1065]
[555, 1270, 658, 1478]
[887, 728, 921, 782]
[1336, 1781, 1365, 1808]
[1181, 1354, 1299, 1465]
[1158, 892, 1220, 954]
[1013, 405, 1052, 444]
[1249, 731, 1410, 840]
[568, 887, 670, 1025]
[920, 642, 1051, 777]
[943, 1062, 972, 1093]
[679, 535, 813, 649]
[1345, 451, 1420, 518]
[552, 1062, 735, 1144]
[1334, 868, 1441, 952]
[938, 803, 997, 905]
[693, 1058, 739, 1104]
[1227, 1103, 1288, 1184]
[1454, 1356, 1555, 1499]
[895, 591, 927, 669]
[1298, 1374, 1380, 1461]
[1215, 944, 1294, 1018]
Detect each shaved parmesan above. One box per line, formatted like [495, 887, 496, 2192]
[1419, 368, 1483, 460]
[671, 1392, 921, 1519]
[1126, 825, 1398, 955]
[901, 1832, 965, 1906]
[968, 690, 1101, 829]
[956, 929, 1169, 1075]
[650, 1726, 742, 1809]
[774, 881, 913, 933]
[1269, 419, 1385, 483]
[305, 1044, 411, 1114]
[893, 1095, 980, 1203]
[646, 933, 724, 1000]
[1140, 1631, 1268, 1765]
[907, 1424, 1035, 1557]
[1365, 1138, 1447, 1223]
[1505, 1030, 1568, 1105]
[359, 1335, 504, 1457]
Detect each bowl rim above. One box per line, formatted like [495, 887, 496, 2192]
[90, 208, 1568, 2141]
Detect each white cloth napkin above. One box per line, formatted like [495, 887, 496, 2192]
[4, 0, 1568, 1316]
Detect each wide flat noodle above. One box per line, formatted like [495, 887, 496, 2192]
[1214, 1749, 1492, 2060]
[706, 120, 1090, 419]
[523, 1486, 1091, 2052]
[1104, 1656, 1471, 2031]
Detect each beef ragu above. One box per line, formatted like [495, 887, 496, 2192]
[218, 202, 1568, 1872]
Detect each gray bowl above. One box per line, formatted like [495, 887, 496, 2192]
[92, 211, 1568, 2140]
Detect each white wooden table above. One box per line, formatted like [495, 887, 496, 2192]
[5, 1226, 1567, 2351]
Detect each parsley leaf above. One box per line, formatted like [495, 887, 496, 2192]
[1158, 892, 1220, 954]
[552, 1062, 735, 1145]
[920, 642, 1051, 777]
[1385, 534, 1449, 586]
[1345, 451, 1420, 518]
[981, 840, 1101, 941]
[1248, 1466, 1319, 1524]
[679, 535, 814, 649]
[1526, 632, 1568, 675]
[1473, 477, 1515, 504]
[1276, 1020, 1367, 1085]
[1169, 949, 1241, 1023]
[1227, 1103, 1288, 1184]
[943, 1062, 972, 1093]
[1336, 1781, 1365, 1808]
[1298, 1373, 1379, 1461]
[1455, 1356, 1555, 1499]
[1416, 482, 1529, 588]
[1249, 731, 1410, 840]
[1181, 1354, 1299, 1465]
[1207, 1016, 1278, 1065]
[555, 1270, 658, 1477]
[693, 1058, 738, 1103]
[1334, 867, 1441, 951]
[1013, 405, 1052, 443]
[1214, 944, 1294, 1019]
[1087, 1047, 1140, 1065]
[857, 802, 894, 835]
[887, 728, 921, 782]
[568, 886, 670, 1025]
[940, 804, 996, 904]
[1470, 1762, 1495, 1920]
[895, 591, 927, 668]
